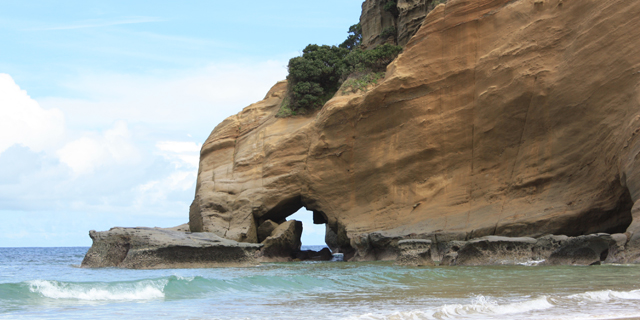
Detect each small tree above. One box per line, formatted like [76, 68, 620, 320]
[286, 45, 350, 111]
[339, 23, 362, 50]
[282, 24, 403, 115]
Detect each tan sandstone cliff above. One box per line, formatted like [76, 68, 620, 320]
[189, 0, 640, 261]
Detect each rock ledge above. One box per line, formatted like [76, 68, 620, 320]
[81, 227, 262, 269]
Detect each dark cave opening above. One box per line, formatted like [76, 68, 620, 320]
[557, 187, 634, 236]
[256, 195, 352, 261]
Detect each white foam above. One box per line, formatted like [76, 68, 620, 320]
[343, 295, 554, 320]
[433, 295, 553, 318]
[517, 259, 546, 266]
[568, 289, 640, 302]
[28, 280, 165, 301]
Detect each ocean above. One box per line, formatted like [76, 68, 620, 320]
[1, 246, 639, 320]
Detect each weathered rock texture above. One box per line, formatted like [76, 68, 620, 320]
[360, 0, 445, 47]
[258, 220, 303, 261]
[257, 219, 279, 243]
[189, 0, 640, 262]
[396, 233, 633, 266]
[395, 239, 435, 266]
[81, 227, 261, 269]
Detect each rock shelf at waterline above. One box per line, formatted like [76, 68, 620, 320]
[82, 227, 638, 268]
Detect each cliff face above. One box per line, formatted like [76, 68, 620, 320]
[190, 0, 640, 259]
[360, 0, 441, 47]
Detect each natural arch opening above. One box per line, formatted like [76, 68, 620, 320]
[256, 195, 352, 261]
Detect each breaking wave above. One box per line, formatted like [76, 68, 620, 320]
[0, 274, 334, 304]
[566, 289, 640, 302]
[27, 279, 165, 301]
[344, 288, 640, 320]
[345, 295, 553, 320]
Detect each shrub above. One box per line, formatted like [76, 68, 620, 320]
[380, 26, 397, 40]
[341, 72, 385, 94]
[280, 25, 403, 116]
[286, 44, 350, 111]
[275, 97, 296, 117]
[344, 44, 403, 73]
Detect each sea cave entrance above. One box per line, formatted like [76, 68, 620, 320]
[256, 195, 351, 261]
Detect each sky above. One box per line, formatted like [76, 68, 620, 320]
[0, 0, 364, 247]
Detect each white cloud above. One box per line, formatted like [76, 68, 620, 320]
[37, 61, 288, 132]
[134, 170, 196, 212]
[0, 61, 286, 245]
[0, 73, 65, 154]
[56, 120, 140, 174]
[156, 141, 201, 169]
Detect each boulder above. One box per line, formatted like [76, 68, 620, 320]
[395, 239, 435, 266]
[325, 224, 339, 252]
[81, 227, 261, 269]
[259, 220, 303, 261]
[257, 220, 279, 243]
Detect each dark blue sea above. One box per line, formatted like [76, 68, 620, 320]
[1, 246, 640, 319]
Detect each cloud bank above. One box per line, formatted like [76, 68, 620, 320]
[0, 64, 289, 246]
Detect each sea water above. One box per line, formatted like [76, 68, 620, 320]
[1, 247, 640, 320]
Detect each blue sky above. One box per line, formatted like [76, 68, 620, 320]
[0, 0, 364, 247]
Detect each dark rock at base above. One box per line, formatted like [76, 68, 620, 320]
[533, 235, 569, 259]
[546, 234, 616, 266]
[295, 248, 333, 261]
[81, 227, 261, 269]
[325, 225, 339, 252]
[259, 220, 303, 261]
[395, 239, 434, 266]
[350, 232, 405, 261]
[604, 233, 628, 263]
[257, 220, 279, 243]
[445, 236, 538, 266]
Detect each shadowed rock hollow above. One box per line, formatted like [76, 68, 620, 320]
[188, 0, 640, 261]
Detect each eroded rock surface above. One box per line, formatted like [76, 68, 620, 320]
[395, 239, 435, 266]
[257, 219, 279, 243]
[258, 220, 303, 261]
[395, 233, 638, 266]
[81, 227, 261, 269]
[449, 236, 538, 266]
[360, 0, 444, 47]
[545, 234, 615, 266]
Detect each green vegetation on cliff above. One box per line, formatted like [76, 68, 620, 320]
[278, 23, 402, 117]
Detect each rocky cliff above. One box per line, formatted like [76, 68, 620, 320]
[188, 0, 640, 262]
[360, 0, 443, 47]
